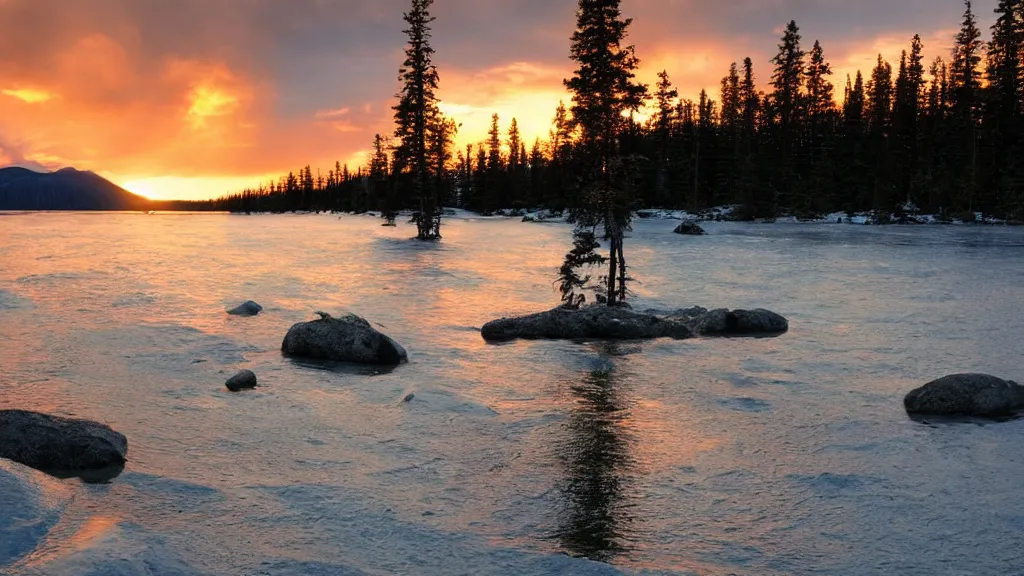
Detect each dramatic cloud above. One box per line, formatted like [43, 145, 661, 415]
[0, 0, 992, 199]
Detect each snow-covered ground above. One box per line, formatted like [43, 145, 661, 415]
[632, 205, 1010, 226]
[332, 205, 1013, 226]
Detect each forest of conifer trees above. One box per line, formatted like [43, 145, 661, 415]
[214, 0, 1024, 224]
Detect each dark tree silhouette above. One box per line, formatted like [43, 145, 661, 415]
[950, 0, 985, 212]
[394, 0, 442, 239]
[564, 0, 648, 306]
[769, 20, 806, 211]
[214, 9, 1023, 225]
[985, 0, 1024, 215]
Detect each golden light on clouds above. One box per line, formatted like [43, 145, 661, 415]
[2, 88, 56, 103]
[439, 61, 570, 151]
[187, 86, 241, 129]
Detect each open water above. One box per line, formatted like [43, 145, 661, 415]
[1, 212, 1023, 575]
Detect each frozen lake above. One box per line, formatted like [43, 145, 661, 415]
[1, 212, 1023, 575]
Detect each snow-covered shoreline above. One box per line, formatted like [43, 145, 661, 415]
[333, 206, 1016, 226]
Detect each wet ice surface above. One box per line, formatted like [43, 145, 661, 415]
[1, 212, 1023, 575]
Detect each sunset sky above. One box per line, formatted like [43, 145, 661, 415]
[0, 0, 995, 200]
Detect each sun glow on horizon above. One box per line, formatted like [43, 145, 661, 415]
[118, 174, 282, 201]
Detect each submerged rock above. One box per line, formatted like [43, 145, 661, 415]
[227, 301, 263, 316]
[226, 370, 258, 392]
[481, 305, 788, 342]
[673, 222, 707, 236]
[904, 374, 1024, 418]
[282, 312, 408, 366]
[0, 410, 128, 482]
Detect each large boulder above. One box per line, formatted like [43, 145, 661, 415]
[904, 374, 1024, 418]
[282, 312, 408, 366]
[673, 222, 707, 236]
[227, 301, 263, 316]
[226, 370, 258, 392]
[0, 410, 128, 482]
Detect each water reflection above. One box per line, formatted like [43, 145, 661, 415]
[553, 363, 636, 563]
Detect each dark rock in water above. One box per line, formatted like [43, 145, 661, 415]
[481, 305, 788, 342]
[0, 410, 127, 482]
[481, 305, 691, 342]
[673, 307, 790, 336]
[226, 370, 258, 392]
[673, 222, 707, 236]
[282, 312, 408, 366]
[904, 374, 1024, 418]
[227, 301, 263, 316]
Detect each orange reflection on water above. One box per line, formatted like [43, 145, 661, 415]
[21, 515, 121, 569]
[628, 398, 723, 473]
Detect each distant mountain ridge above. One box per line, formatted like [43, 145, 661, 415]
[0, 167, 152, 211]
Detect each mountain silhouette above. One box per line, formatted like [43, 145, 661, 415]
[0, 167, 152, 210]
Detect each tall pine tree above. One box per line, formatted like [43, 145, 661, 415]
[394, 0, 442, 239]
[769, 20, 806, 212]
[564, 0, 648, 306]
[950, 0, 984, 212]
[985, 0, 1024, 216]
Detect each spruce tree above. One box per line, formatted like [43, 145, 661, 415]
[867, 55, 895, 212]
[563, 0, 648, 306]
[950, 0, 984, 212]
[370, 134, 395, 223]
[485, 113, 504, 211]
[839, 71, 868, 213]
[557, 228, 607, 308]
[804, 41, 835, 122]
[654, 71, 679, 206]
[508, 118, 525, 207]
[737, 58, 762, 215]
[769, 20, 806, 212]
[429, 114, 457, 213]
[548, 101, 575, 210]
[802, 40, 835, 214]
[891, 36, 926, 208]
[844, 72, 866, 125]
[720, 63, 742, 205]
[394, 0, 442, 239]
[508, 118, 522, 174]
[985, 0, 1024, 216]
[529, 138, 547, 206]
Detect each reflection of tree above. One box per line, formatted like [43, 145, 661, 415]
[553, 365, 635, 562]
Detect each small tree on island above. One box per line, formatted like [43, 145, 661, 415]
[393, 0, 443, 240]
[562, 0, 648, 306]
[557, 228, 607, 308]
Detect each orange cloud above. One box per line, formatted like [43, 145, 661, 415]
[438, 61, 570, 151]
[187, 86, 241, 128]
[2, 88, 56, 103]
